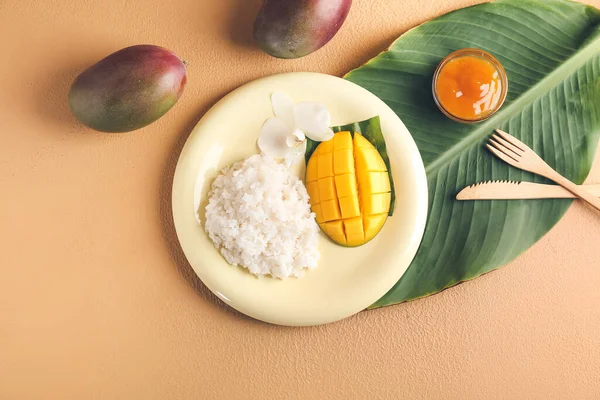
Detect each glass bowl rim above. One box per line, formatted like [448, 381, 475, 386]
[432, 48, 508, 124]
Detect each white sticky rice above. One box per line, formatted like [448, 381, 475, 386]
[204, 154, 320, 279]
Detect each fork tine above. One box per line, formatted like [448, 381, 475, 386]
[495, 129, 527, 151]
[489, 138, 520, 162]
[486, 143, 520, 168]
[491, 134, 522, 157]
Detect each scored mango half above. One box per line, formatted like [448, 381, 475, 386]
[306, 131, 391, 247]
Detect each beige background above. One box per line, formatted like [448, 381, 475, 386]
[1, 0, 600, 399]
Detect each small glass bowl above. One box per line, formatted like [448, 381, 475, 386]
[432, 48, 508, 124]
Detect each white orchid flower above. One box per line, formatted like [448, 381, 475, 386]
[258, 92, 335, 167]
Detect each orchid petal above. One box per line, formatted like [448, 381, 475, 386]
[318, 128, 335, 142]
[257, 117, 292, 159]
[284, 140, 307, 167]
[291, 128, 306, 141]
[294, 102, 332, 141]
[295, 139, 308, 155]
[285, 135, 298, 148]
[271, 92, 296, 130]
[285, 129, 306, 148]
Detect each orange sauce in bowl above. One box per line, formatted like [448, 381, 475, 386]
[434, 50, 506, 122]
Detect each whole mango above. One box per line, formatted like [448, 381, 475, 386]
[254, 0, 352, 59]
[69, 45, 187, 133]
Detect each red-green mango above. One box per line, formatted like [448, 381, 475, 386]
[69, 45, 187, 133]
[254, 0, 352, 59]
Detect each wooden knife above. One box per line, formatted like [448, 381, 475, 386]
[456, 180, 600, 200]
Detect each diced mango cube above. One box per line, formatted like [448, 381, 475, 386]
[333, 131, 353, 150]
[333, 149, 354, 175]
[306, 155, 318, 183]
[382, 192, 391, 210]
[321, 199, 341, 222]
[346, 233, 365, 247]
[317, 153, 333, 179]
[381, 173, 391, 193]
[364, 214, 388, 242]
[363, 193, 391, 215]
[356, 148, 387, 172]
[338, 196, 360, 219]
[353, 132, 374, 149]
[334, 174, 357, 198]
[331, 235, 347, 245]
[312, 204, 324, 223]
[318, 138, 334, 154]
[306, 181, 319, 205]
[359, 171, 379, 196]
[318, 177, 336, 201]
[343, 217, 364, 235]
[344, 217, 365, 246]
[359, 171, 391, 196]
[374, 155, 387, 171]
[321, 220, 344, 238]
[354, 150, 368, 173]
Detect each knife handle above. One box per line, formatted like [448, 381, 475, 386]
[547, 172, 600, 211]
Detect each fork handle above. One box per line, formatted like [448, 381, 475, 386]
[548, 172, 600, 211]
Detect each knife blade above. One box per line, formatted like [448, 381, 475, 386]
[456, 180, 600, 200]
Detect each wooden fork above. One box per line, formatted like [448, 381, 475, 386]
[486, 129, 600, 211]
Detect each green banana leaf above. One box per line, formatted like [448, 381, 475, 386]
[343, 0, 600, 308]
[305, 116, 397, 215]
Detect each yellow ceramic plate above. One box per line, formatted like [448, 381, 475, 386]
[172, 72, 427, 326]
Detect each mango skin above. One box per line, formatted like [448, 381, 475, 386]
[69, 45, 187, 133]
[254, 0, 352, 59]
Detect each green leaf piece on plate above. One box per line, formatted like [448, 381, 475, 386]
[305, 116, 397, 216]
[342, 0, 600, 308]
